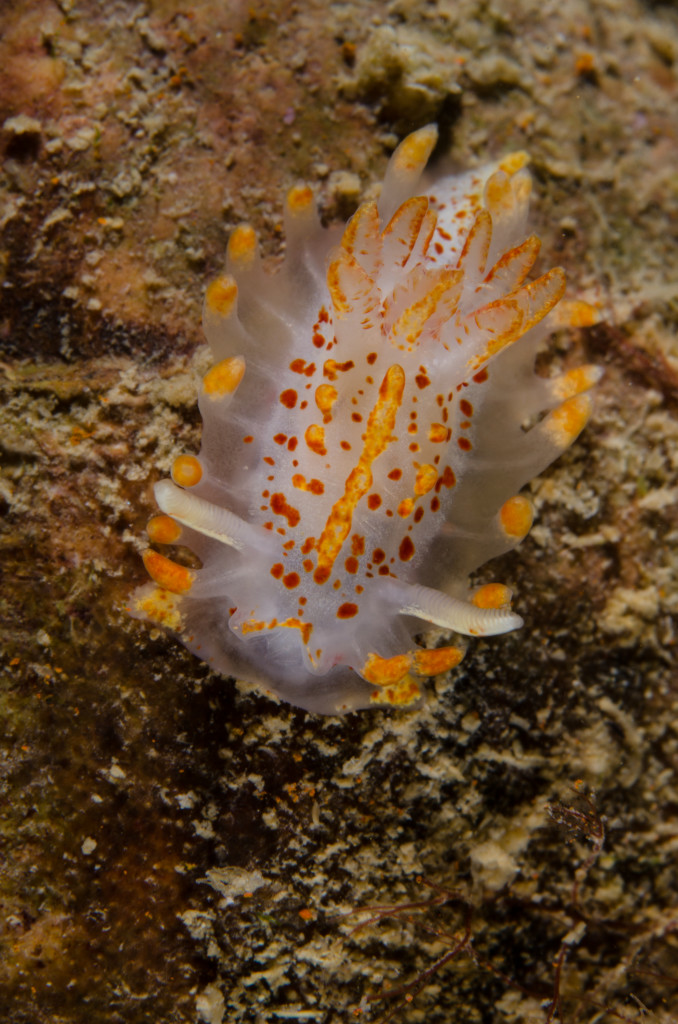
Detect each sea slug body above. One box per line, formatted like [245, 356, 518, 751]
[131, 125, 600, 714]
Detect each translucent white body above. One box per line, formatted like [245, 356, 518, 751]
[131, 126, 599, 714]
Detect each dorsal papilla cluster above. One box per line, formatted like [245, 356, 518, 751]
[131, 125, 600, 713]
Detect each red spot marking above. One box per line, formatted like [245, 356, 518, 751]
[337, 603, 358, 619]
[367, 494, 381, 510]
[301, 537, 315, 554]
[313, 332, 325, 348]
[270, 493, 301, 527]
[300, 401, 308, 410]
[290, 359, 305, 373]
[351, 412, 362, 422]
[460, 420, 471, 429]
[323, 359, 354, 381]
[351, 535, 365, 556]
[263, 456, 275, 466]
[283, 540, 295, 550]
[378, 565, 391, 575]
[409, 443, 420, 452]
[372, 549, 385, 564]
[243, 435, 254, 443]
[366, 352, 377, 365]
[283, 573, 300, 589]
[399, 536, 415, 561]
[460, 399, 473, 417]
[436, 394, 444, 407]
[318, 307, 329, 323]
[303, 559, 313, 572]
[430, 496, 440, 512]
[473, 368, 489, 384]
[414, 506, 424, 523]
[299, 596, 307, 605]
[229, 607, 237, 615]
[355, 585, 364, 594]
[274, 433, 287, 445]
[441, 466, 456, 488]
[314, 566, 331, 584]
[407, 423, 418, 434]
[333, 580, 341, 590]
[264, 522, 274, 530]
[287, 437, 298, 451]
[415, 374, 430, 389]
[458, 437, 472, 451]
[388, 468, 402, 481]
[270, 563, 284, 579]
[345, 556, 359, 573]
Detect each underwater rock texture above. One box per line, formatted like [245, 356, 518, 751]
[1, 0, 677, 1021]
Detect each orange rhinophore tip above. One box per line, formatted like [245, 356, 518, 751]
[413, 645, 464, 675]
[499, 495, 534, 539]
[172, 454, 203, 488]
[205, 275, 238, 317]
[472, 583, 513, 611]
[545, 393, 592, 448]
[286, 183, 314, 215]
[142, 550, 195, 594]
[392, 124, 438, 177]
[147, 514, 182, 545]
[227, 224, 258, 268]
[203, 355, 246, 400]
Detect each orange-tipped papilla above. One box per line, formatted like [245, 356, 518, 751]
[472, 583, 513, 610]
[202, 273, 248, 358]
[550, 364, 603, 401]
[171, 454, 203, 488]
[201, 355, 246, 403]
[284, 184, 319, 245]
[147, 514, 182, 545]
[499, 495, 534, 541]
[542, 393, 593, 450]
[226, 224, 260, 274]
[142, 549, 195, 595]
[379, 124, 439, 221]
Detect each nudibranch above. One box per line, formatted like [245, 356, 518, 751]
[131, 125, 600, 714]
